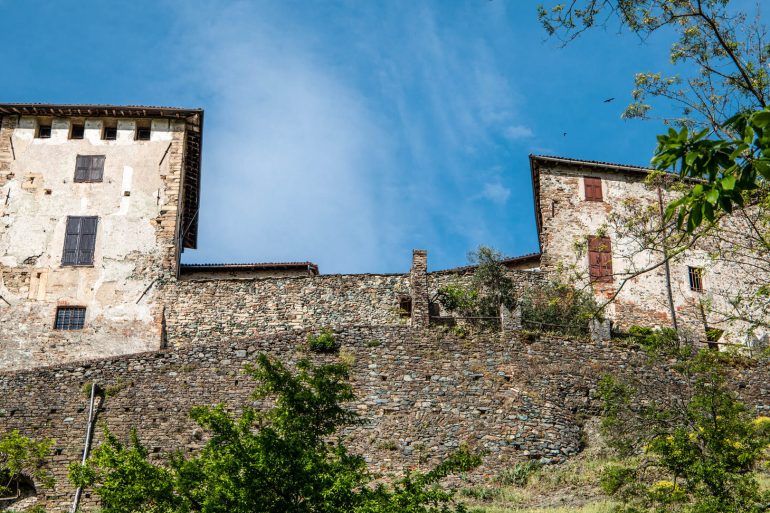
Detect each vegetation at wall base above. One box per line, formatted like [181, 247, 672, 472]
[597, 348, 770, 512]
[67, 353, 481, 513]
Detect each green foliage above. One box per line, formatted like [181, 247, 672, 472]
[624, 326, 690, 358]
[0, 430, 54, 498]
[436, 246, 517, 322]
[72, 354, 480, 513]
[307, 328, 339, 353]
[653, 112, 769, 232]
[495, 461, 542, 487]
[597, 350, 770, 512]
[437, 284, 480, 316]
[519, 281, 600, 337]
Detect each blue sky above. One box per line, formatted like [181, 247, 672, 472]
[1, 1, 681, 273]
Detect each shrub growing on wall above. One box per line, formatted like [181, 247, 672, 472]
[519, 281, 600, 336]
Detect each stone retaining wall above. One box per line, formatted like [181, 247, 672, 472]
[2, 327, 769, 511]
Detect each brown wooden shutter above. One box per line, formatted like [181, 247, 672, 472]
[588, 236, 612, 282]
[584, 176, 603, 202]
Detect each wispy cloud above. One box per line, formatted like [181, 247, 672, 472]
[481, 182, 511, 204]
[503, 124, 534, 140]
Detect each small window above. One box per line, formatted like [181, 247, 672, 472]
[588, 236, 613, 282]
[102, 122, 117, 140]
[688, 266, 704, 292]
[54, 306, 86, 330]
[74, 155, 105, 183]
[62, 216, 98, 266]
[584, 177, 603, 202]
[37, 124, 52, 139]
[70, 124, 85, 139]
[135, 126, 151, 141]
[398, 297, 412, 318]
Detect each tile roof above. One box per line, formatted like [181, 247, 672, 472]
[181, 262, 320, 275]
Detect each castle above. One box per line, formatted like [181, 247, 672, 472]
[0, 103, 768, 510]
[0, 103, 766, 372]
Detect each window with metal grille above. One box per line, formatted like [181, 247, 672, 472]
[62, 216, 98, 266]
[588, 236, 613, 282]
[70, 124, 85, 139]
[74, 155, 105, 183]
[54, 306, 86, 330]
[688, 266, 704, 292]
[135, 126, 151, 141]
[102, 125, 117, 140]
[37, 124, 52, 139]
[584, 176, 603, 202]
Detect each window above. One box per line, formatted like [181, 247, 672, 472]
[688, 266, 704, 292]
[588, 236, 613, 282]
[37, 124, 52, 139]
[74, 155, 105, 183]
[398, 297, 412, 318]
[135, 125, 151, 141]
[54, 306, 86, 330]
[70, 123, 85, 139]
[102, 123, 117, 140]
[62, 216, 98, 266]
[584, 176, 603, 202]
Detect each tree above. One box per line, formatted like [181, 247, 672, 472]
[435, 245, 517, 322]
[597, 348, 770, 512]
[0, 430, 53, 504]
[70, 354, 480, 513]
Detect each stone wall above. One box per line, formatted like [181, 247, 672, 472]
[3, 326, 769, 511]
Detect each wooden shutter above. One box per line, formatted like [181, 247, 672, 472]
[588, 236, 612, 282]
[61, 216, 98, 265]
[89, 156, 105, 182]
[74, 155, 105, 182]
[62, 217, 81, 265]
[584, 176, 603, 202]
[77, 217, 98, 265]
[74, 156, 90, 182]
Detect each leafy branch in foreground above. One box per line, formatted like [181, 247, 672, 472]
[70, 354, 480, 513]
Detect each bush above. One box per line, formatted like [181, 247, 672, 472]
[496, 460, 542, 487]
[519, 281, 600, 336]
[307, 328, 339, 353]
[625, 325, 689, 358]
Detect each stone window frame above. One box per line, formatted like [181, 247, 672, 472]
[102, 120, 118, 141]
[69, 120, 85, 140]
[36, 120, 52, 139]
[135, 120, 152, 141]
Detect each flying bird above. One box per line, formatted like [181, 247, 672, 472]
[563, 132, 567, 136]
[603, 97, 615, 103]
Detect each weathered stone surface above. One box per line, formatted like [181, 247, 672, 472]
[1, 328, 768, 511]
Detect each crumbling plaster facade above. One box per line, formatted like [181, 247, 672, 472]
[0, 106, 200, 369]
[531, 156, 768, 345]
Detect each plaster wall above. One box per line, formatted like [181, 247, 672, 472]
[0, 115, 189, 370]
[537, 164, 768, 344]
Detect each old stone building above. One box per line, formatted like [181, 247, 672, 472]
[1, 103, 766, 374]
[0, 104, 203, 368]
[529, 155, 769, 346]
